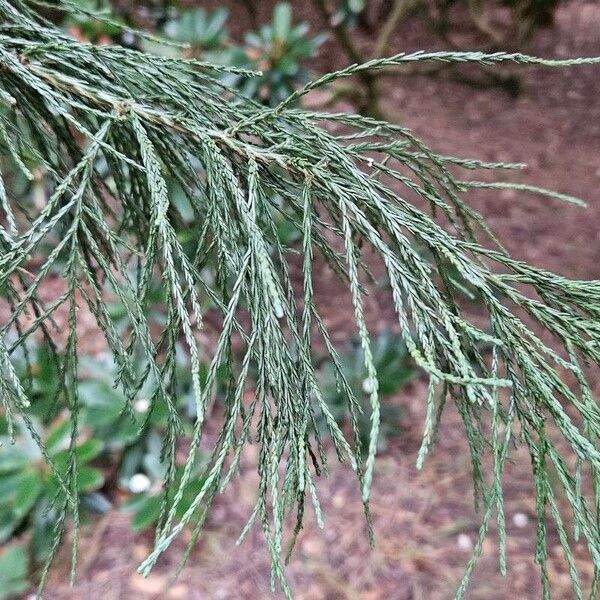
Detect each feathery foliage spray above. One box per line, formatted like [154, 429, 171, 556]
[0, 1, 600, 597]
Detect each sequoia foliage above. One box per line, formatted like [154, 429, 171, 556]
[0, 2, 600, 598]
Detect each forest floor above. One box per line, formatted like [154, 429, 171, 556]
[31, 1, 600, 599]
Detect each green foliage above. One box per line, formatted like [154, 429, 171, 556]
[0, 417, 105, 563]
[0, 545, 29, 600]
[163, 7, 229, 52]
[65, 11, 123, 42]
[0, 339, 209, 582]
[0, 346, 117, 569]
[0, 2, 600, 599]
[124, 462, 207, 532]
[161, 3, 325, 105]
[241, 3, 327, 104]
[319, 330, 414, 450]
[333, 0, 366, 27]
[54, 2, 325, 106]
[0, 337, 221, 595]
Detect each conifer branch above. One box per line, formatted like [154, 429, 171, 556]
[0, 2, 599, 597]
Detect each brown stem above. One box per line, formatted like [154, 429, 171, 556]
[234, 0, 258, 29]
[373, 0, 422, 59]
[311, 0, 380, 116]
[312, 0, 364, 64]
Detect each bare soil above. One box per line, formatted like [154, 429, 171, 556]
[17, 1, 600, 599]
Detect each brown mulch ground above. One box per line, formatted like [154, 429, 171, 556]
[13, 1, 600, 599]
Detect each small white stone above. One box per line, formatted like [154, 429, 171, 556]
[122, 31, 135, 47]
[332, 493, 344, 508]
[512, 512, 529, 528]
[95, 351, 111, 364]
[362, 378, 374, 394]
[457, 533, 473, 551]
[128, 473, 151, 494]
[134, 398, 150, 413]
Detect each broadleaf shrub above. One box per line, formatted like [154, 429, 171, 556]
[159, 2, 325, 105]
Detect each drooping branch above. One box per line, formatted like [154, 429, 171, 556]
[0, 2, 599, 599]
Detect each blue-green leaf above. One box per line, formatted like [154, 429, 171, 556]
[0, 545, 29, 600]
[272, 3, 292, 40]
